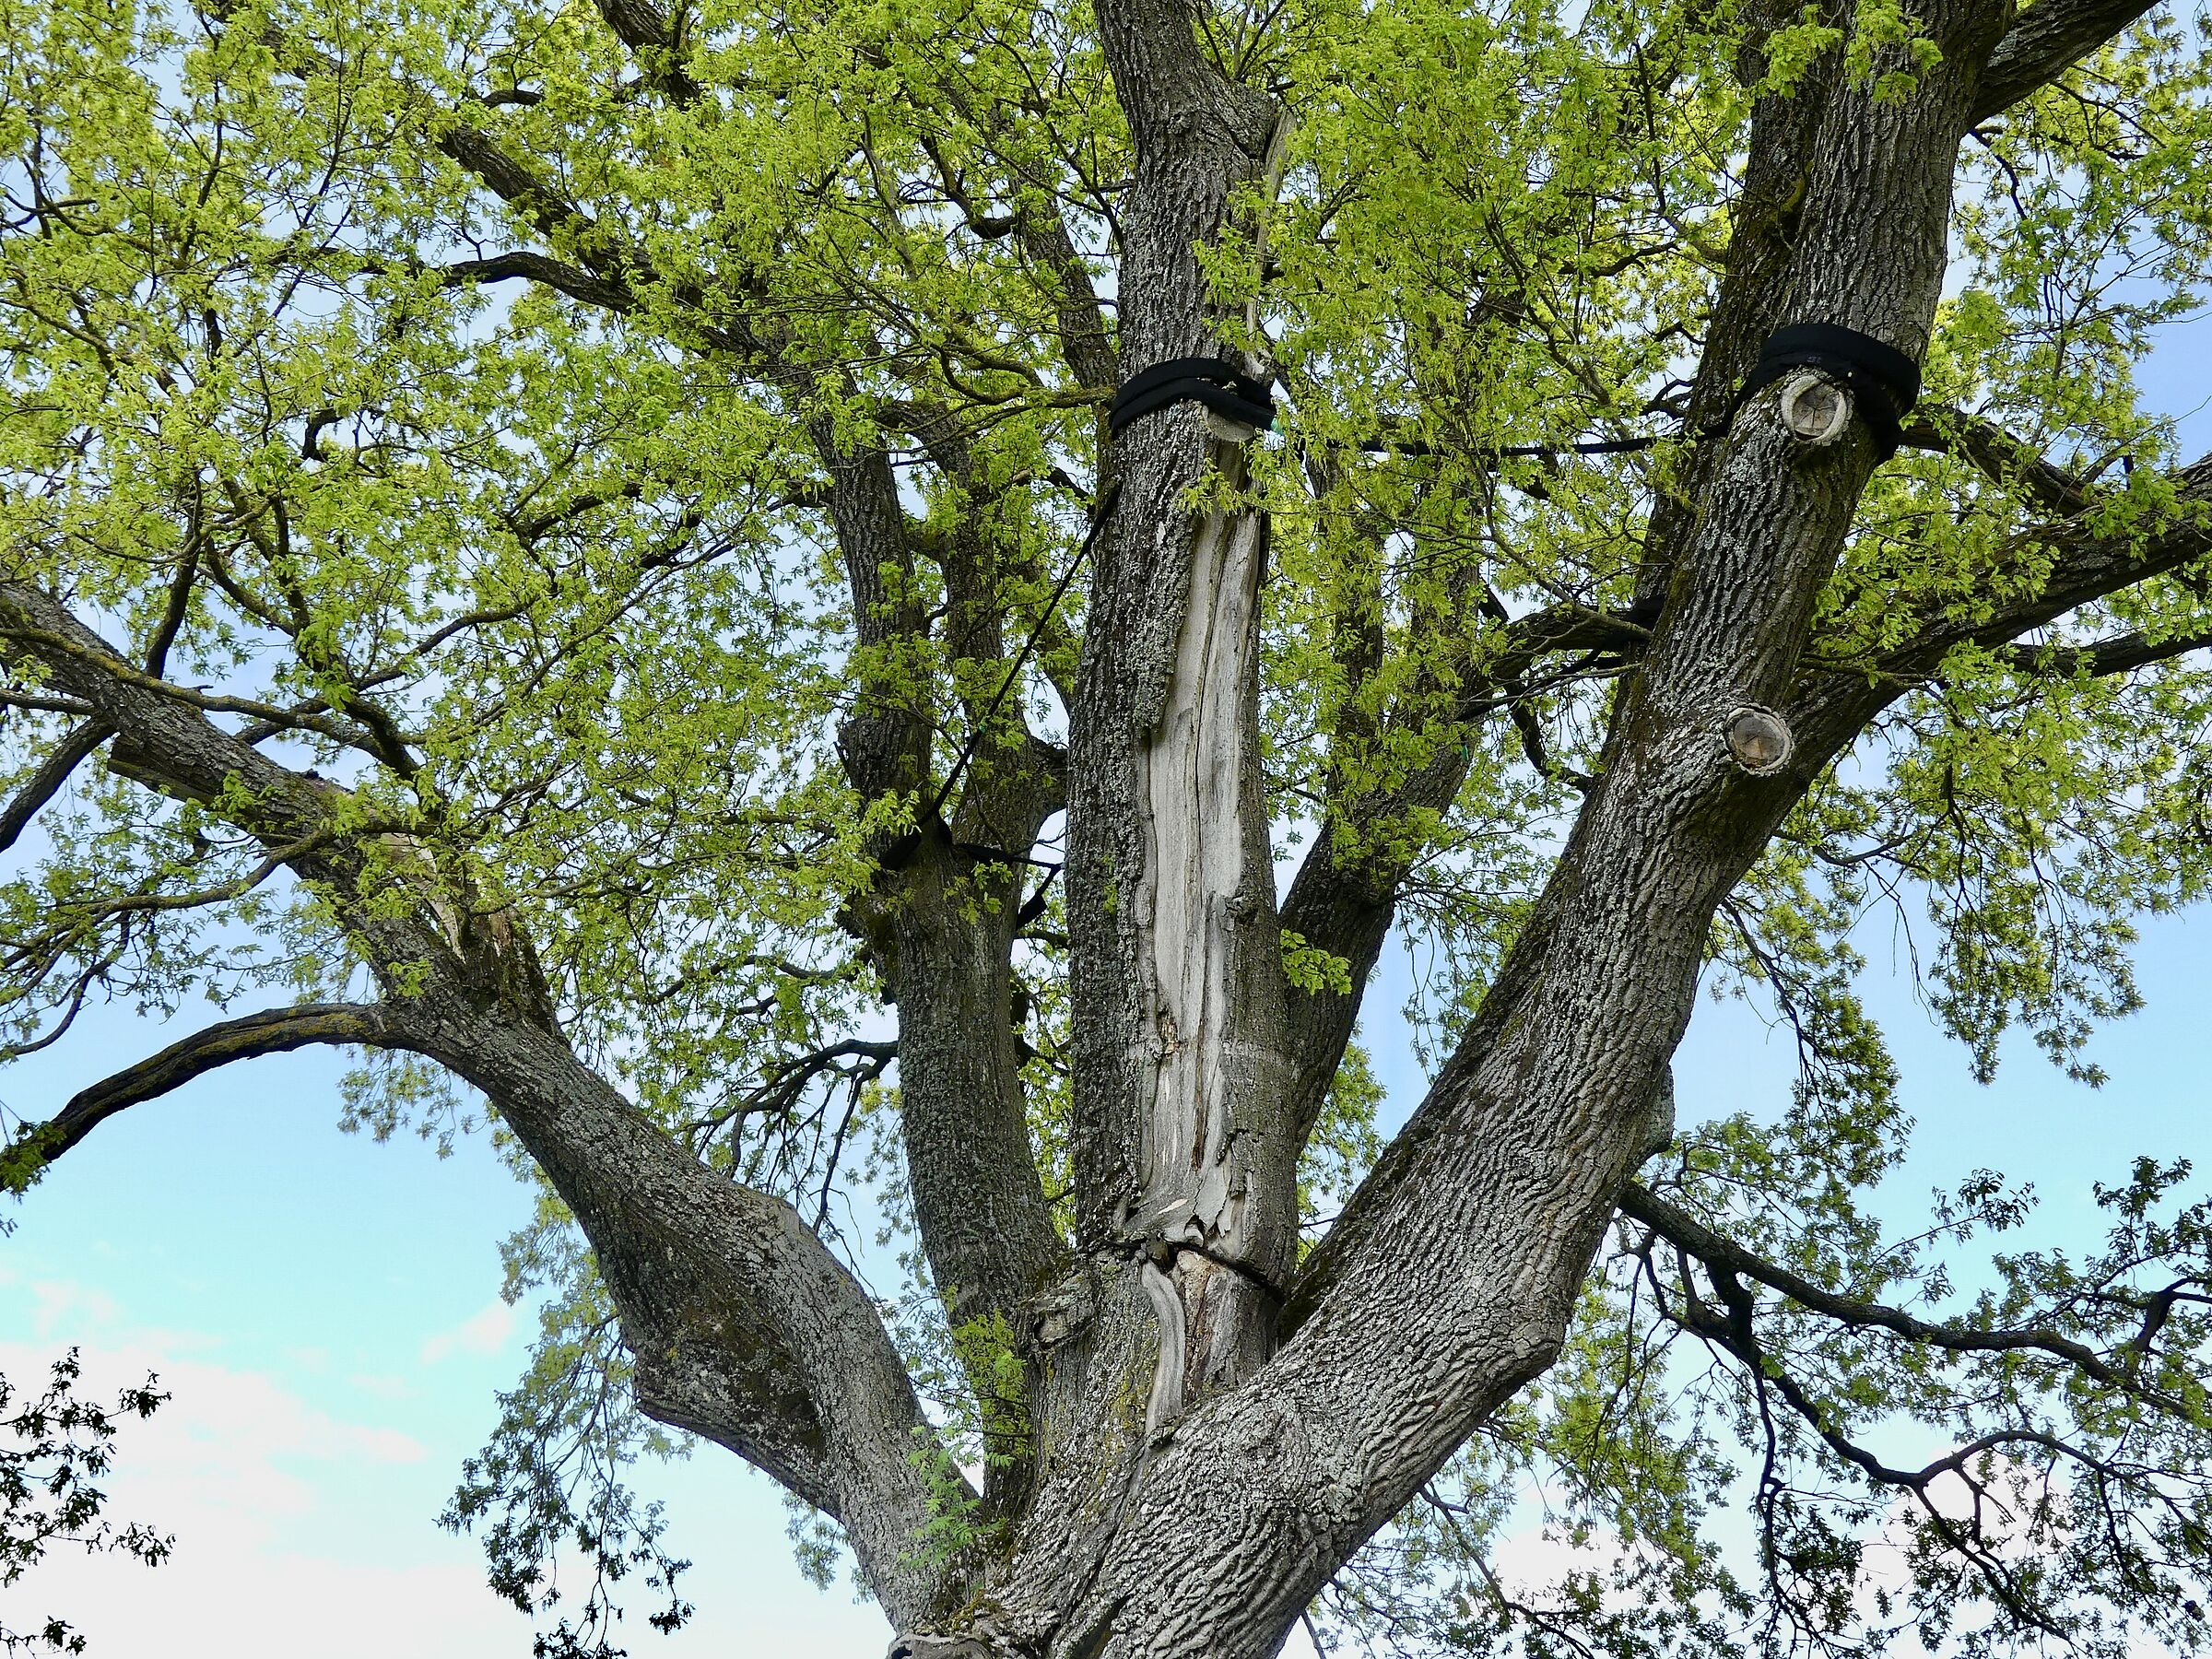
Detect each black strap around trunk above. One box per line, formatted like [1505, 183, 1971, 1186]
[1109, 357, 1277, 436]
[1721, 323, 1923, 458]
[1109, 327, 1922, 461]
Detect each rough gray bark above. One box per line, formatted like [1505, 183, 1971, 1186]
[9, 0, 2204, 1650]
[896, 0, 2030, 1647]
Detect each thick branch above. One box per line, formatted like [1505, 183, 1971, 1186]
[0, 721, 109, 854]
[399, 31, 1067, 1448]
[995, 12, 2022, 1649]
[1898, 405, 2095, 514]
[1791, 450, 2212, 753]
[0, 620, 389, 755]
[1971, 0, 2162, 124]
[0, 581, 359, 864]
[0, 576, 968, 1600]
[1994, 622, 2212, 677]
[1091, 0, 1251, 142]
[430, 251, 640, 315]
[397, 997, 971, 1624]
[4, 1004, 395, 1180]
[1275, 603, 1647, 1138]
[589, 0, 702, 100]
[434, 44, 1061, 1512]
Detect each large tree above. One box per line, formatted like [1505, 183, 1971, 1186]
[5, 0, 2212, 1647]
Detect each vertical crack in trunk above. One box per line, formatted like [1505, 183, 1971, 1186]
[1132, 483, 1280, 1241]
[1122, 435, 1298, 1420]
[1063, 83, 1298, 1452]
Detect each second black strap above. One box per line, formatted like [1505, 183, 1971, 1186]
[1110, 357, 1277, 436]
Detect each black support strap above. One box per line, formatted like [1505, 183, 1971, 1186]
[1722, 322, 1923, 458]
[1107, 359, 1659, 463]
[1360, 434, 1661, 461]
[1109, 357, 1277, 437]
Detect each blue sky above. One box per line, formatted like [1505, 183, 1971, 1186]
[4, 326, 2208, 1659]
[5, 907, 2207, 1653]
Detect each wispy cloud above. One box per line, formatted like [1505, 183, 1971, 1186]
[417, 1298, 515, 1366]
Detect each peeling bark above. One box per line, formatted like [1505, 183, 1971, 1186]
[1062, 27, 1297, 1448]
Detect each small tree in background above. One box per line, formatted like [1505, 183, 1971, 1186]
[0, 1354, 169, 1654]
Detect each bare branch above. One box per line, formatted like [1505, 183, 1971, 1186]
[0, 721, 109, 854]
[589, 0, 702, 101]
[1994, 624, 2212, 677]
[428, 251, 640, 316]
[4, 1004, 395, 1182]
[1619, 1182, 2192, 1414]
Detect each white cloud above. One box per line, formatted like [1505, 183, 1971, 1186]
[0, 1340, 427, 1529]
[12, 1522, 518, 1659]
[417, 1298, 515, 1366]
[0, 1336, 490, 1658]
[1488, 1515, 1639, 1599]
[0, 1277, 900, 1654]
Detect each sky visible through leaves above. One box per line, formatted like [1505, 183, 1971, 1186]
[0, 203, 2206, 1659]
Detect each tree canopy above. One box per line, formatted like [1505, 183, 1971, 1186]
[4, 0, 2212, 1648]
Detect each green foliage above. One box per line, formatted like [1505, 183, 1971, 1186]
[1299, 1036, 1384, 1238]
[899, 1427, 996, 1582]
[947, 1312, 1032, 1474]
[6, 0, 2212, 1645]
[441, 1196, 693, 1658]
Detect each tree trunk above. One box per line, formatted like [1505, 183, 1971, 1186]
[889, 0, 2016, 1649]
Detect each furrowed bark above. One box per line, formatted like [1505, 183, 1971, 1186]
[326, 0, 1071, 1535]
[36, 0, 2202, 1645]
[1278, 0, 2173, 1191]
[822, 409, 1070, 1455]
[393, 992, 970, 1628]
[1630, 14, 1841, 622]
[1972, 0, 2162, 122]
[883, 15, 1322, 1648]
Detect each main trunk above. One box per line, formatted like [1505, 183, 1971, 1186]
[1063, 62, 1297, 1424]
